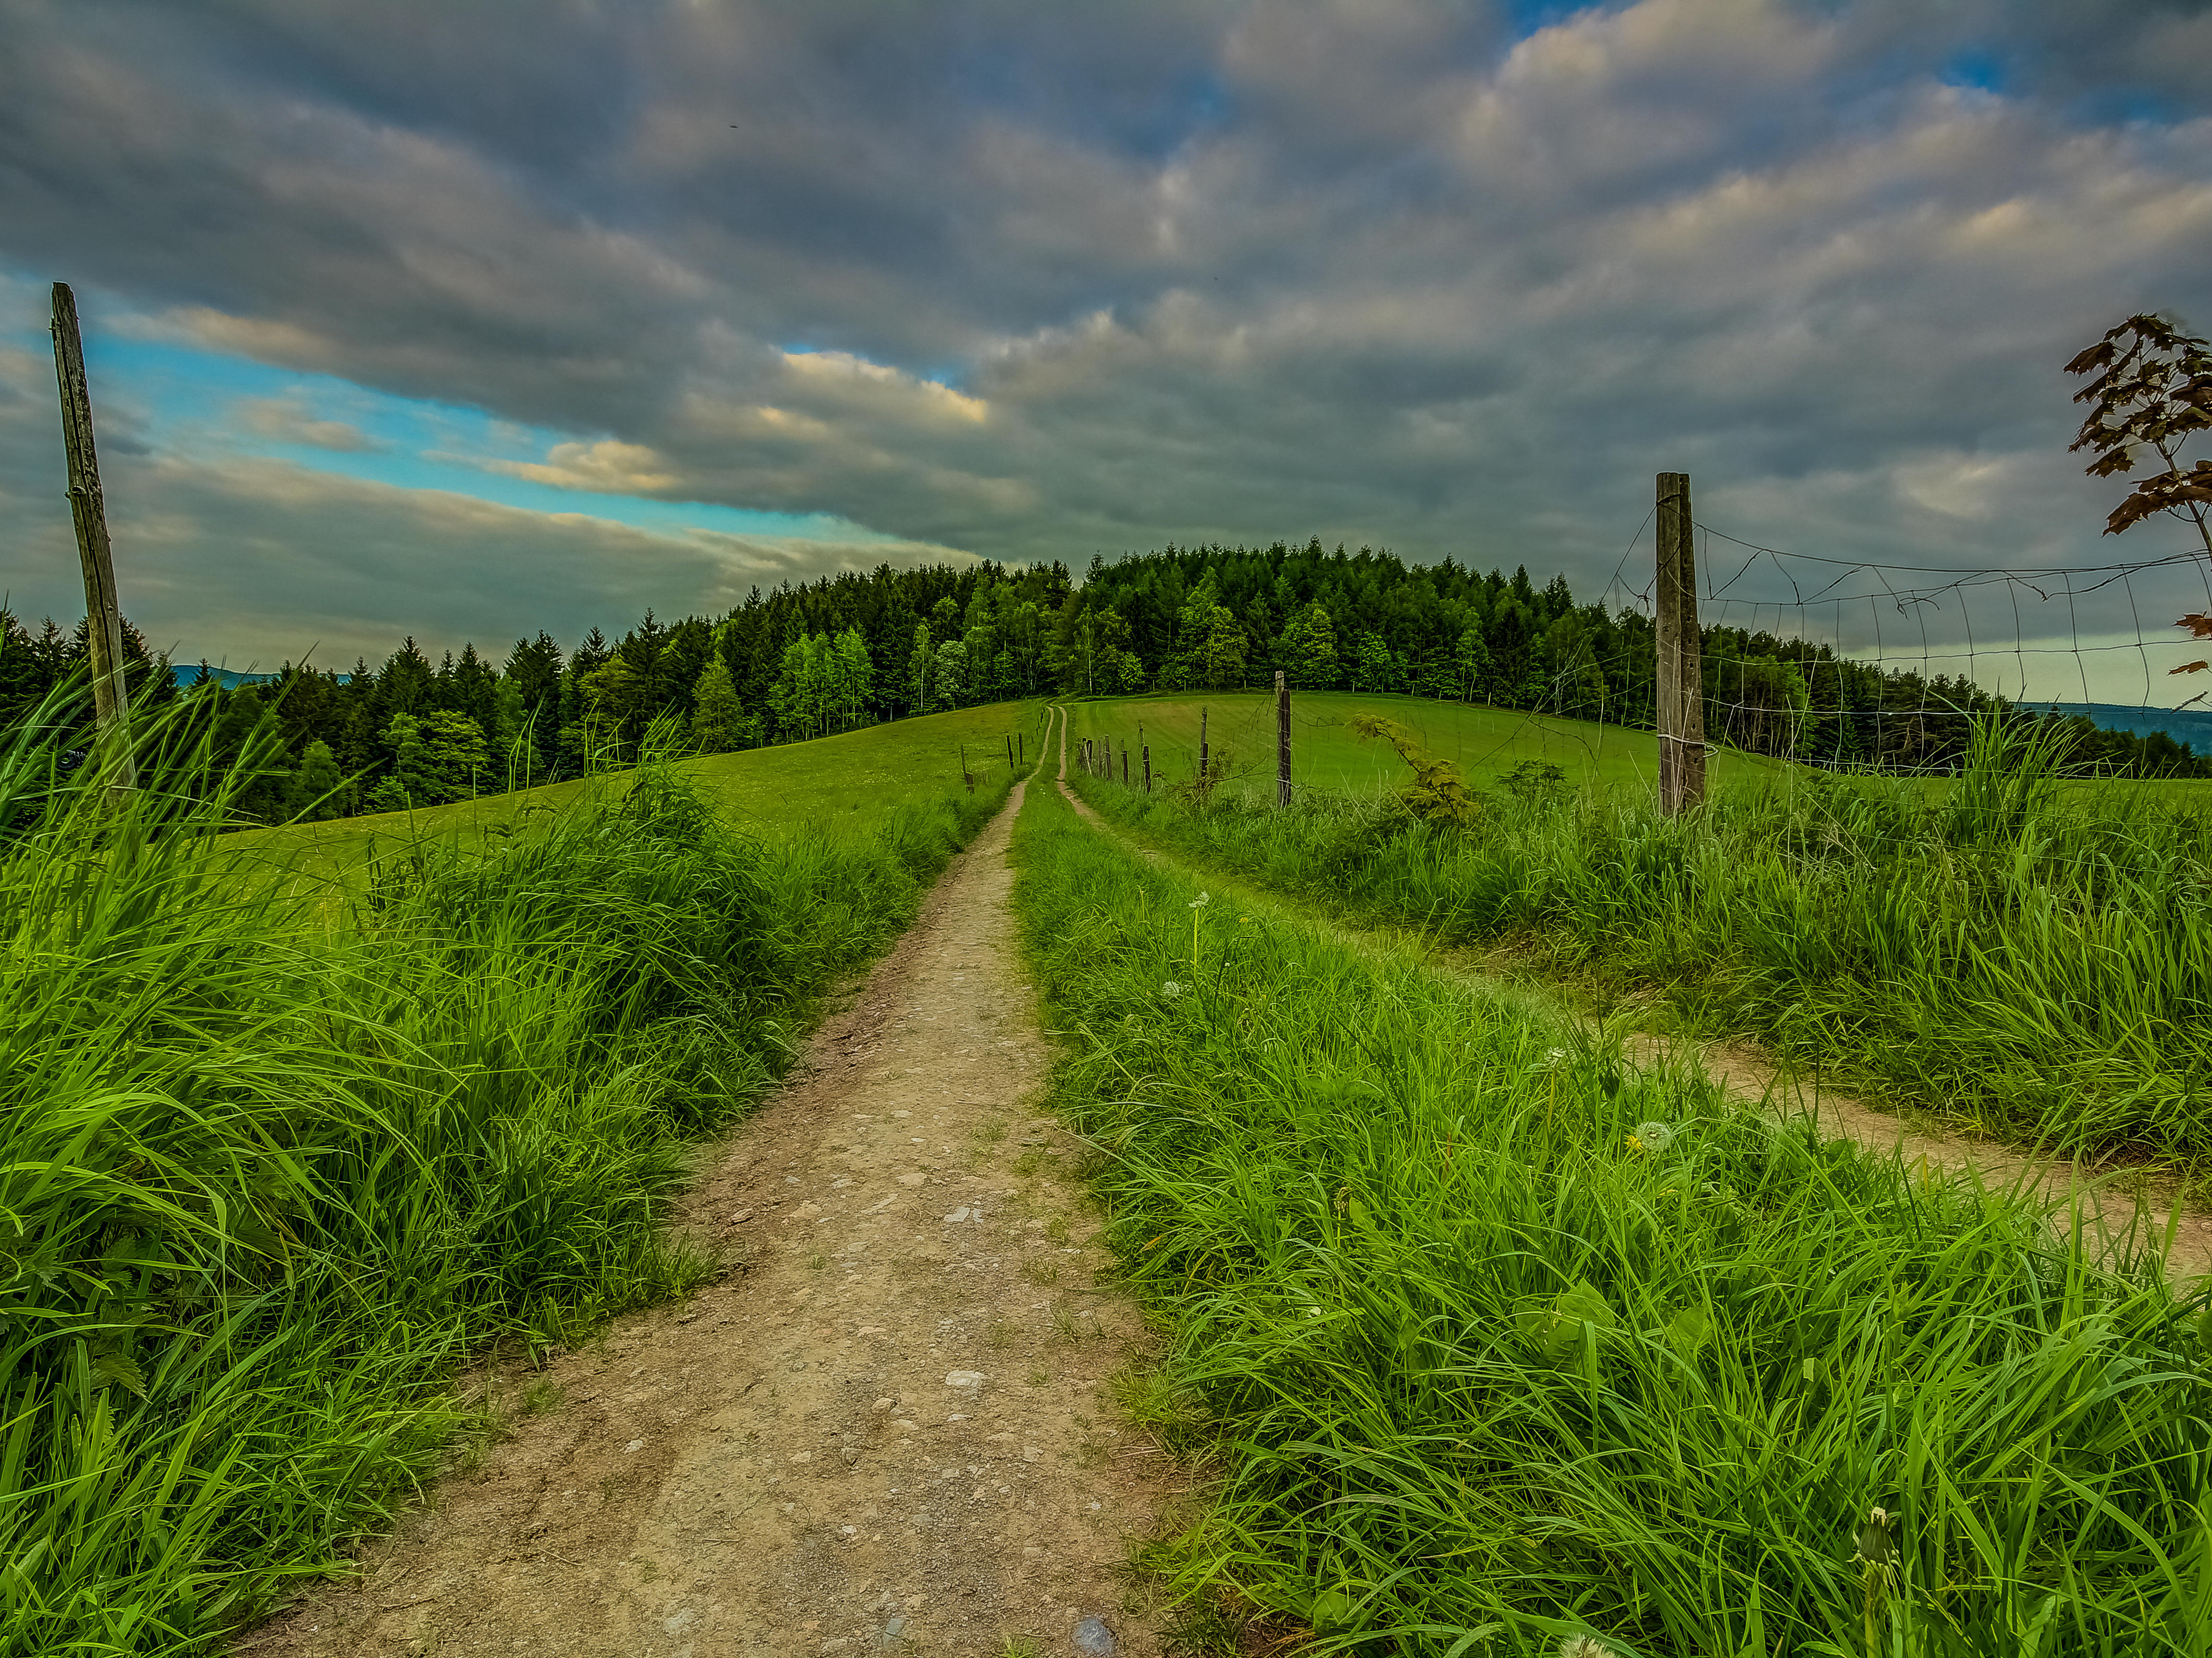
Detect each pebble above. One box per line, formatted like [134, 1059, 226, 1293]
[1073, 1614, 1118, 1655]
[944, 1370, 986, 1390]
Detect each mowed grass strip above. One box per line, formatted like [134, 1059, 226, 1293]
[0, 695, 1028, 1656]
[1012, 772, 2212, 1657]
[1067, 705, 2212, 1172]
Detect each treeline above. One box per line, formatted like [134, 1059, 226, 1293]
[5, 539, 2204, 822]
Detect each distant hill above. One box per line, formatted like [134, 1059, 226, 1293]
[168, 666, 354, 690]
[169, 666, 275, 690]
[2043, 702, 2212, 752]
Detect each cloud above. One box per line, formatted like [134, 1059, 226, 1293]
[1, 0, 2210, 684]
[236, 394, 382, 452]
[464, 438, 681, 494]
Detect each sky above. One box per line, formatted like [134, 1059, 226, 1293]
[2, 0, 2210, 701]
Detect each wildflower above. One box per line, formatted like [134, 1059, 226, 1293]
[1161, 980, 1184, 1000]
[1855, 1505, 1896, 1565]
[1558, 1637, 1615, 1658]
[1189, 891, 1210, 909]
[1624, 1134, 1644, 1154]
[1635, 1121, 1676, 1154]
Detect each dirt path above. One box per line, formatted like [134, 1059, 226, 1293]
[1636, 1035, 2212, 1281]
[242, 781, 1176, 1658]
[1048, 707, 2211, 1283]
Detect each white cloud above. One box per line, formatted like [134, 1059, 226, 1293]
[236, 394, 382, 452]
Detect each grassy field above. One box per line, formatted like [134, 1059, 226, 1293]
[0, 698, 1035, 1657]
[1062, 692, 1787, 800]
[1067, 699, 2212, 1171]
[232, 700, 1049, 899]
[1061, 690, 2212, 810]
[1012, 770, 2211, 1656]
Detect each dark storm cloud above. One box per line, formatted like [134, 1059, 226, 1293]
[2, 0, 2209, 669]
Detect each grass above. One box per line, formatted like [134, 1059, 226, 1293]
[233, 699, 1048, 900]
[1061, 692, 1787, 801]
[1012, 766, 2212, 1656]
[1068, 705, 2212, 1173]
[0, 692, 1027, 1655]
[1063, 690, 2212, 810]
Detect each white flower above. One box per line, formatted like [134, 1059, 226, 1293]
[1558, 1638, 1615, 1658]
[1189, 891, 1211, 909]
[1635, 1121, 1676, 1154]
[1161, 980, 1184, 1000]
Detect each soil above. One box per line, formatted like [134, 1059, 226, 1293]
[237, 780, 1179, 1658]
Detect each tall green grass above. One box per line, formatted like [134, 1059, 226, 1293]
[1014, 773, 2212, 1656]
[0, 691, 1015, 1655]
[1070, 716, 2212, 1169]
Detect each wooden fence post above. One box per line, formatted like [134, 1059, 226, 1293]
[961, 742, 974, 793]
[49, 282, 134, 797]
[1655, 470, 1705, 814]
[1275, 670, 1291, 807]
[1200, 706, 1208, 779]
[1121, 745, 1128, 785]
[1005, 734, 1014, 772]
[1140, 723, 1150, 793]
[1018, 732, 1024, 770]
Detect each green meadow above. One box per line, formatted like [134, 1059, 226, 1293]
[1061, 689, 2212, 811]
[229, 700, 1048, 899]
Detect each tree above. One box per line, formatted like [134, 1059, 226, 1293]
[930, 638, 968, 709]
[1452, 624, 1491, 704]
[907, 623, 934, 714]
[2066, 314, 2212, 673]
[382, 710, 489, 806]
[832, 626, 874, 728]
[1278, 601, 1339, 690]
[1351, 631, 1402, 694]
[691, 655, 749, 752]
[288, 739, 346, 821]
[1168, 575, 1248, 691]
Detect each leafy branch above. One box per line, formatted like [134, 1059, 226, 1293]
[2065, 312, 2212, 672]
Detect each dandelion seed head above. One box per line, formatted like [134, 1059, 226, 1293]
[1161, 980, 1183, 1000]
[1189, 891, 1211, 909]
[1558, 1637, 1614, 1658]
[1635, 1121, 1676, 1153]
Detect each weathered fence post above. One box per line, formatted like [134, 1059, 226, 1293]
[1275, 670, 1291, 807]
[1121, 745, 1128, 784]
[961, 743, 974, 793]
[1200, 706, 1209, 780]
[1141, 723, 1151, 793]
[50, 282, 134, 798]
[1655, 470, 1705, 814]
[1005, 735, 1014, 772]
[1018, 732, 1024, 770]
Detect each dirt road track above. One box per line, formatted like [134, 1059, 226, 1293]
[240, 780, 1176, 1658]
